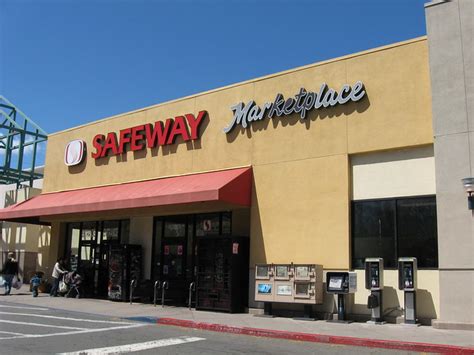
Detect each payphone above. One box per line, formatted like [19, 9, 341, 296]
[398, 257, 418, 325]
[365, 258, 384, 324]
[326, 272, 357, 323]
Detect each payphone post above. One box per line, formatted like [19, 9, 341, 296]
[365, 258, 385, 324]
[398, 257, 419, 326]
[326, 272, 357, 323]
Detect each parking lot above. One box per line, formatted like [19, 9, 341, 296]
[0, 302, 206, 354]
[0, 300, 416, 354]
[0, 304, 147, 340]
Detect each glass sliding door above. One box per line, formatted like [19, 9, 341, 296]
[64, 219, 129, 298]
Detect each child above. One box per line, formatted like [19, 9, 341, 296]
[30, 273, 42, 297]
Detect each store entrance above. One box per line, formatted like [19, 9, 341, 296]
[160, 216, 189, 304]
[152, 212, 231, 305]
[65, 220, 129, 298]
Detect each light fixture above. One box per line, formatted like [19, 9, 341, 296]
[461, 177, 474, 210]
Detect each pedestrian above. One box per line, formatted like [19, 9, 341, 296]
[31, 272, 42, 297]
[2, 252, 19, 296]
[50, 258, 68, 297]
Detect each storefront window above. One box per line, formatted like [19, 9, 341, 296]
[196, 213, 220, 236]
[352, 200, 396, 268]
[81, 222, 97, 242]
[80, 245, 93, 262]
[152, 212, 233, 280]
[222, 212, 231, 235]
[352, 196, 437, 269]
[396, 198, 438, 268]
[65, 219, 129, 269]
[164, 216, 187, 237]
[120, 220, 130, 243]
[67, 223, 80, 271]
[102, 221, 120, 242]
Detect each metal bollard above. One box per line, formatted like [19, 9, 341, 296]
[129, 279, 137, 305]
[188, 282, 195, 310]
[153, 280, 161, 307]
[161, 281, 169, 308]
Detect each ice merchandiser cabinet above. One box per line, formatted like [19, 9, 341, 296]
[107, 244, 142, 301]
[195, 236, 249, 313]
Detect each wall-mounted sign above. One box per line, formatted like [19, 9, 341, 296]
[91, 110, 207, 159]
[223, 82, 365, 133]
[64, 140, 86, 166]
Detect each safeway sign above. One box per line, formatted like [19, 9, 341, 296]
[64, 140, 85, 166]
[91, 110, 207, 159]
[64, 110, 207, 166]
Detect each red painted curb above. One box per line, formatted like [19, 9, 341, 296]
[156, 318, 474, 354]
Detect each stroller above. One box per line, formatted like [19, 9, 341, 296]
[63, 271, 83, 298]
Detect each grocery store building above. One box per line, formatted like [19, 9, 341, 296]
[0, 0, 472, 330]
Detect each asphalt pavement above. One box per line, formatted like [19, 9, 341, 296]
[0, 301, 418, 354]
[1, 286, 473, 354]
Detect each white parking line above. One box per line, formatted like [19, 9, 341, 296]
[0, 319, 86, 330]
[0, 305, 49, 311]
[0, 311, 134, 324]
[0, 323, 147, 340]
[0, 331, 26, 336]
[56, 336, 206, 355]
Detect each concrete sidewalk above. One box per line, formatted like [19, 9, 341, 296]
[2, 287, 473, 353]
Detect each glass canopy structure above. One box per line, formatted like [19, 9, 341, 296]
[0, 96, 47, 187]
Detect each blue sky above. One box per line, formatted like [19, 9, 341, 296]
[1, 0, 428, 141]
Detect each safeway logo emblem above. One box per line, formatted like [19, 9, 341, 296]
[64, 140, 85, 166]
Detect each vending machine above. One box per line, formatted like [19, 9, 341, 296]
[107, 244, 142, 301]
[254, 263, 323, 318]
[195, 236, 249, 313]
[326, 271, 357, 323]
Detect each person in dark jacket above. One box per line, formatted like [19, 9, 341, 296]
[2, 252, 19, 295]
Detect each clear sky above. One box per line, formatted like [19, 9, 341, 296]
[1, 0, 428, 139]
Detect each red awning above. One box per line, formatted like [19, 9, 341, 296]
[0, 167, 252, 223]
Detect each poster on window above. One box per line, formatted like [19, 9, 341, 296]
[232, 242, 239, 254]
[177, 245, 183, 256]
[164, 245, 170, 255]
[203, 219, 212, 232]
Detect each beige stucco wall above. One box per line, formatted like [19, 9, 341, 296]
[0, 184, 52, 279]
[39, 37, 436, 315]
[129, 216, 154, 279]
[42, 38, 433, 269]
[348, 146, 439, 321]
[43, 37, 432, 194]
[352, 146, 436, 200]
